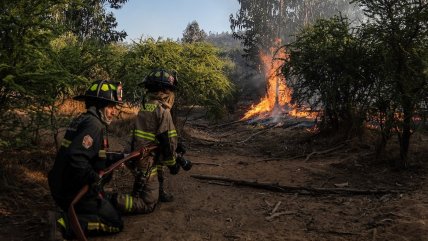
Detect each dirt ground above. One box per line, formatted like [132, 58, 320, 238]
[1, 112, 428, 241]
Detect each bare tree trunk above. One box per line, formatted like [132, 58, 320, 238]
[397, 103, 413, 169]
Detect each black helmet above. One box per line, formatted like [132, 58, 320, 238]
[141, 69, 178, 92]
[74, 80, 123, 105]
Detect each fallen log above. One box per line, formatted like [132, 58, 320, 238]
[190, 174, 406, 196]
[192, 161, 221, 167]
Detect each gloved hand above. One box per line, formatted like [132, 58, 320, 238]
[168, 162, 180, 175]
[176, 142, 186, 155]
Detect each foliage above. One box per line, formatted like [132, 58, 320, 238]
[206, 32, 242, 50]
[0, 0, 70, 147]
[230, 0, 354, 60]
[283, 1, 428, 168]
[283, 15, 379, 134]
[116, 38, 234, 118]
[53, 0, 128, 43]
[182, 21, 207, 43]
[0, 0, 128, 148]
[351, 0, 428, 167]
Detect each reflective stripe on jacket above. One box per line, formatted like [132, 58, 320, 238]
[126, 99, 178, 167]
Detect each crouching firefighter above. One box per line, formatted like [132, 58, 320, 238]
[123, 69, 192, 211]
[48, 80, 125, 239]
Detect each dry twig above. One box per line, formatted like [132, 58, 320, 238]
[271, 201, 282, 214]
[304, 143, 347, 162]
[265, 211, 296, 221]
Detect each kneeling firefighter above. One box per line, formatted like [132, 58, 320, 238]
[48, 80, 163, 240]
[123, 69, 192, 211]
[48, 80, 125, 239]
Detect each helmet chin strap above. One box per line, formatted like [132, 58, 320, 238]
[98, 107, 113, 125]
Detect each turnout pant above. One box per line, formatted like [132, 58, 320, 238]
[114, 173, 159, 214]
[56, 190, 123, 239]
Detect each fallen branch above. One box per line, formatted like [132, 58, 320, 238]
[256, 157, 282, 163]
[205, 180, 232, 186]
[305, 143, 347, 162]
[236, 129, 269, 144]
[265, 211, 296, 221]
[237, 124, 279, 144]
[210, 119, 246, 128]
[192, 161, 221, 167]
[190, 174, 406, 196]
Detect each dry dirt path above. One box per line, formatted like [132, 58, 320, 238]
[93, 123, 428, 241]
[2, 120, 427, 241]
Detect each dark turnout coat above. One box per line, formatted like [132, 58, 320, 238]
[48, 106, 108, 210]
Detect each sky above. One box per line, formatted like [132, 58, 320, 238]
[111, 0, 241, 42]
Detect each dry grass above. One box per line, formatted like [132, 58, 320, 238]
[56, 99, 86, 115]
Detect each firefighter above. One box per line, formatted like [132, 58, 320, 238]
[48, 80, 124, 239]
[124, 69, 182, 210]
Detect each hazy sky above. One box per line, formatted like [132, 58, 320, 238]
[111, 0, 240, 42]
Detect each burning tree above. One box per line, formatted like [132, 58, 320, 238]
[242, 39, 291, 120]
[242, 39, 316, 121]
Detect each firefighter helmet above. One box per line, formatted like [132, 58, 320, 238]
[141, 69, 178, 92]
[74, 80, 123, 104]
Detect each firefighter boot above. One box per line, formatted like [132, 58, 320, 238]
[158, 167, 174, 202]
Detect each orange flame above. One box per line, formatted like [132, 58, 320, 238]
[242, 39, 315, 120]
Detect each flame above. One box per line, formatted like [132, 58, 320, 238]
[242, 39, 315, 120]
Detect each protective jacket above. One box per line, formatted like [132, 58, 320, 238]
[48, 106, 110, 210]
[127, 99, 178, 168]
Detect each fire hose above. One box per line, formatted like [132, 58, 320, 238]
[68, 144, 158, 241]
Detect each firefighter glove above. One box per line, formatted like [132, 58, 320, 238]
[168, 162, 180, 175]
[176, 142, 186, 155]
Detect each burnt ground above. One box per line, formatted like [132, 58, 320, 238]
[1, 113, 428, 241]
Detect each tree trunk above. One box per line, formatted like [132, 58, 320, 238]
[397, 105, 412, 169]
[376, 111, 393, 159]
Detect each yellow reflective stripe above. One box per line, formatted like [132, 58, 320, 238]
[87, 222, 120, 233]
[135, 130, 155, 137]
[87, 222, 99, 230]
[168, 130, 177, 138]
[163, 158, 176, 166]
[141, 103, 157, 112]
[125, 195, 129, 212]
[150, 167, 158, 176]
[61, 139, 71, 148]
[128, 195, 133, 212]
[133, 130, 156, 141]
[57, 218, 66, 229]
[99, 150, 106, 158]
